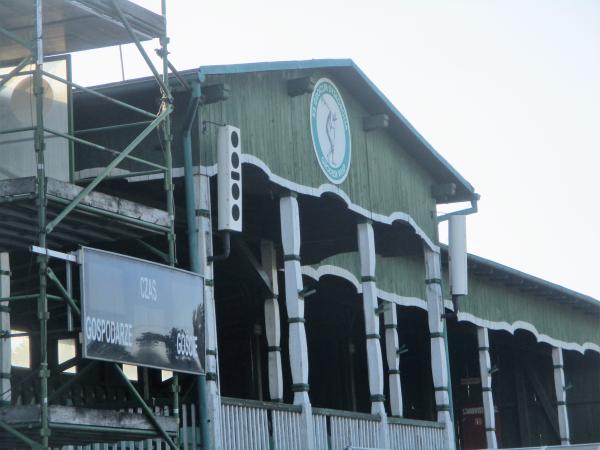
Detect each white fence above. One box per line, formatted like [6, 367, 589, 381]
[313, 412, 329, 449]
[220, 398, 270, 450]
[271, 409, 304, 450]
[220, 397, 303, 450]
[313, 407, 446, 450]
[314, 409, 382, 449]
[54, 400, 448, 450]
[388, 417, 446, 450]
[502, 445, 600, 450]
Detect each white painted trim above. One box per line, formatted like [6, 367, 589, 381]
[301, 264, 427, 310]
[241, 154, 438, 251]
[456, 311, 600, 355]
[76, 160, 600, 355]
[302, 263, 600, 355]
[76, 157, 439, 251]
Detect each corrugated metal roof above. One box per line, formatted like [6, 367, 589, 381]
[0, 0, 164, 63]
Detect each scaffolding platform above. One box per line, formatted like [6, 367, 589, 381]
[0, 177, 170, 251]
[0, 405, 177, 447]
[0, 0, 165, 64]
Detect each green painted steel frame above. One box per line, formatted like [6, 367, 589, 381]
[0, 418, 45, 450]
[0, 1, 183, 448]
[113, 363, 178, 450]
[46, 267, 80, 316]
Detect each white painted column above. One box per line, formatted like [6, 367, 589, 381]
[357, 221, 389, 447]
[384, 304, 403, 417]
[424, 245, 456, 450]
[552, 347, 570, 445]
[477, 327, 498, 449]
[261, 240, 283, 402]
[279, 193, 315, 449]
[194, 173, 222, 450]
[0, 253, 10, 406]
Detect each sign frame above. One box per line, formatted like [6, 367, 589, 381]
[79, 246, 205, 375]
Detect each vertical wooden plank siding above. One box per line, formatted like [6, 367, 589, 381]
[449, 269, 600, 351]
[195, 70, 438, 239]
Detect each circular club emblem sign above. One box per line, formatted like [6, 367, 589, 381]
[310, 78, 351, 184]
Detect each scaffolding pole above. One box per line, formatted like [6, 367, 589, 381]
[0, 1, 182, 447]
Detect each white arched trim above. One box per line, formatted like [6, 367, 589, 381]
[76, 163, 598, 355]
[455, 311, 600, 355]
[77, 158, 439, 252]
[302, 264, 428, 311]
[301, 263, 600, 356]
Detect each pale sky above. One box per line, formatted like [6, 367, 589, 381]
[72, 0, 600, 299]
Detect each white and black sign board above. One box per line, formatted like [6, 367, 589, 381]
[80, 247, 205, 374]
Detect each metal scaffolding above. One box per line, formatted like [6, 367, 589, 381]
[0, 1, 187, 448]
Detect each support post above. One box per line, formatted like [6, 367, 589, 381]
[0, 254, 10, 406]
[261, 240, 283, 402]
[357, 221, 389, 447]
[33, 1, 50, 446]
[160, 0, 176, 266]
[477, 327, 498, 449]
[279, 193, 315, 449]
[383, 303, 403, 417]
[552, 347, 570, 445]
[192, 173, 221, 450]
[424, 245, 456, 450]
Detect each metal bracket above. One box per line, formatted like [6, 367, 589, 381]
[31, 246, 78, 263]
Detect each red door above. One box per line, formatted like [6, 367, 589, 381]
[460, 404, 501, 449]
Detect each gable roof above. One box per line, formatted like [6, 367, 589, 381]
[82, 59, 477, 203]
[199, 59, 476, 203]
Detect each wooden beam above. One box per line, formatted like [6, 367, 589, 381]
[515, 365, 532, 446]
[521, 356, 560, 440]
[201, 83, 230, 104]
[431, 183, 456, 201]
[363, 114, 389, 132]
[233, 236, 274, 295]
[287, 76, 315, 97]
